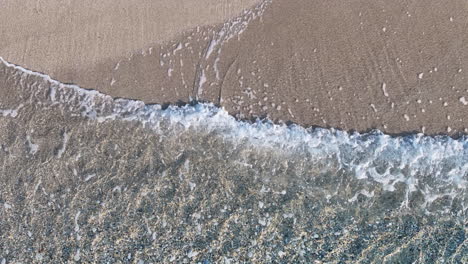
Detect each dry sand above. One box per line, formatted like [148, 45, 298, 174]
[1, 0, 468, 136]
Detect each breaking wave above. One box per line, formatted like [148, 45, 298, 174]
[1, 57, 466, 214]
[0, 57, 466, 262]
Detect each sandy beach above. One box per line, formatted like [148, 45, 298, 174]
[1, 0, 468, 135]
[1, 1, 467, 262]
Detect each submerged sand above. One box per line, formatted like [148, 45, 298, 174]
[1, 0, 468, 135]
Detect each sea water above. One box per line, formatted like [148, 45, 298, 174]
[0, 58, 466, 263]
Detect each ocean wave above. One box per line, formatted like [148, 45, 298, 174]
[1, 57, 467, 262]
[1, 57, 467, 215]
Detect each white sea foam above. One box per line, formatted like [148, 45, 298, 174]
[26, 135, 39, 154]
[0, 104, 23, 118]
[56, 131, 69, 158]
[212, 0, 272, 46]
[1, 57, 467, 212]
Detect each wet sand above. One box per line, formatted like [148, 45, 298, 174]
[0, 0, 260, 80]
[1, 0, 468, 135]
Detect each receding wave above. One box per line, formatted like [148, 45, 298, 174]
[0, 58, 466, 263]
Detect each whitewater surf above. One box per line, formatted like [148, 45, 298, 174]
[0, 58, 466, 263]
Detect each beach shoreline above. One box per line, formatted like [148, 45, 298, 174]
[1, 0, 468, 136]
